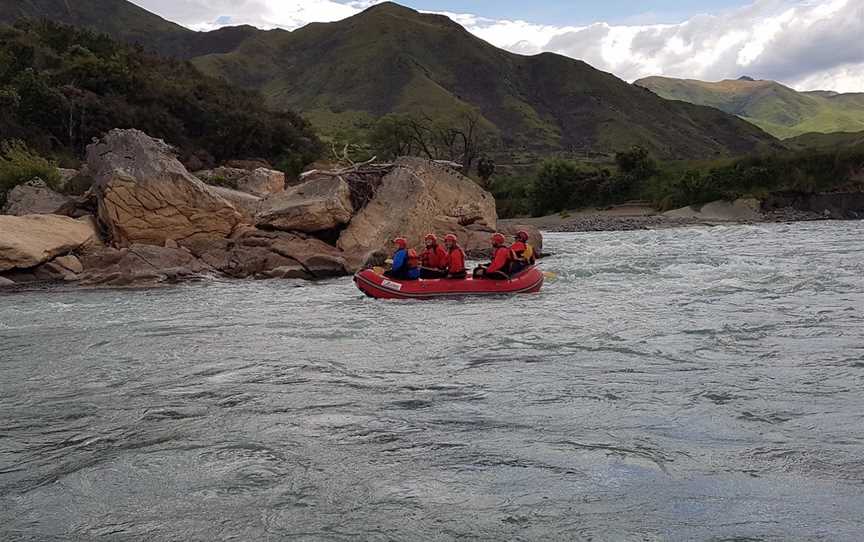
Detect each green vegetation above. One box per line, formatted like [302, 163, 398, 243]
[491, 144, 864, 218]
[0, 20, 323, 173]
[636, 76, 864, 139]
[0, 139, 60, 204]
[2, 1, 780, 162]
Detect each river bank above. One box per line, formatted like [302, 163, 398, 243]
[503, 194, 863, 233]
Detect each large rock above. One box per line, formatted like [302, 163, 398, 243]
[87, 129, 242, 248]
[664, 198, 763, 221]
[196, 167, 285, 197]
[337, 157, 497, 265]
[78, 244, 212, 286]
[0, 214, 100, 272]
[2, 178, 70, 216]
[210, 186, 262, 222]
[186, 228, 350, 279]
[257, 176, 353, 233]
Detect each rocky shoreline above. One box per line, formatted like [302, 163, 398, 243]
[504, 196, 862, 234]
[1, 129, 542, 289]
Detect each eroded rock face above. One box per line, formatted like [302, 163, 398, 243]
[0, 215, 100, 272]
[256, 176, 353, 233]
[78, 244, 212, 286]
[186, 228, 349, 279]
[196, 167, 285, 197]
[209, 186, 262, 223]
[337, 157, 497, 266]
[1, 178, 70, 216]
[87, 129, 242, 248]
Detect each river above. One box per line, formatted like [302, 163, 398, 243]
[1, 221, 863, 541]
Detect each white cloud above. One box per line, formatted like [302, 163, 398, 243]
[130, 0, 864, 93]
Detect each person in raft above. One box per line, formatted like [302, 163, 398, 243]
[473, 233, 511, 280]
[509, 230, 536, 275]
[419, 233, 449, 278]
[443, 233, 467, 279]
[384, 237, 420, 280]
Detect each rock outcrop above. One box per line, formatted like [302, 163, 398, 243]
[196, 166, 285, 196]
[87, 129, 242, 248]
[257, 176, 353, 233]
[209, 186, 262, 222]
[1, 178, 70, 216]
[664, 198, 764, 221]
[186, 228, 349, 280]
[337, 157, 498, 266]
[0, 215, 100, 272]
[78, 244, 212, 286]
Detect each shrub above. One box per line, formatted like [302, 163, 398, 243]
[0, 139, 60, 204]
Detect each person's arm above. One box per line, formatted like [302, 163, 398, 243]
[437, 246, 448, 269]
[450, 249, 466, 274]
[486, 248, 509, 274]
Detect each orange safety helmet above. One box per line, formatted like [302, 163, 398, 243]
[444, 233, 458, 243]
[515, 230, 530, 241]
[491, 232, 506, 245]
[424, 233, 438, 243]
[393, 237, 408, 248]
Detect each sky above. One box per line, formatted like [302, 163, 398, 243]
[129, 0, 864, 93]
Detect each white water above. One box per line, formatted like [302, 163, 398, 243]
[1, 221, 863, 540]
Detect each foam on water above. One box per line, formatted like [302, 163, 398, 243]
[1, 221, 863, 540]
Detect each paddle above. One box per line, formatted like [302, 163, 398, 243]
[543, 271, 558, 280]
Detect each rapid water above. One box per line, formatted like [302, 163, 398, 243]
[1, 222, 863, 541]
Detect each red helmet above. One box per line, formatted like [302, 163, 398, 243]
[444, 233, 458, 243]
[393, 237, 407, 248]
[515, 230, 529, 241]
[424, 233, 437, 242]
[491, 233, 506, 245]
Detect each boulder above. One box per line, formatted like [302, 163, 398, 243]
[664, 198, 763, 221]
[237, 168, 285, 196]
[78, 244, 212, 286]
[256, 176, 353, 233]
[196, 167, 285, 196]
[0, 276, 15, 288]
[337, 157, 497, 266]
[2, 178, 70, 216]
[209, 186, 262, 222]
[57, 168, 79, 189]
[185, 228, 350, 279]
[0, 214, 100, 272]
[87, 129, 242, 248]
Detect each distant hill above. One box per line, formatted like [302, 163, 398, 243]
[783, 131, 864, 152]
[635, 76, 864, 139]
[0, 0, 780, 160]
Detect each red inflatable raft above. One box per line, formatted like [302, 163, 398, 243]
[353, 266, 544, 300]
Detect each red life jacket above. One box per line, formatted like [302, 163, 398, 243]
[406, 248, 420, 269]
[447, 246, 466, 274]
[486, 246, 511, 275]
[421, 244, 448, 269]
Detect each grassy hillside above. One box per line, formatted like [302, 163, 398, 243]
[0, 20, 322, 170]
[191, 3, 779, 161]
[783, 131, 864, 152]
[1, 0, 780, 161]
[636, 76, 864, 139]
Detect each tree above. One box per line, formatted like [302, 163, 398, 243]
[477, 156, 495, 189]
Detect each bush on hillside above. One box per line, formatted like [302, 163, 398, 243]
[0, 140, 61, 205]
[0, 20, 323, 170]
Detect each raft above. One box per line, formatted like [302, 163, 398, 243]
[353, 266, 544, 300]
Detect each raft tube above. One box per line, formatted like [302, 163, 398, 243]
[353, 266, 544, 300]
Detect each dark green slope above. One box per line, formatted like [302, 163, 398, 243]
[193, 3, 778, 160]
[636, 76, 864, 139]
[0, 0, 256, 58]
[1, 0, 780, 160]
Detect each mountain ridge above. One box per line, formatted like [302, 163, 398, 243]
[0, 0, 781, 160]
[636, 76, 864, 139]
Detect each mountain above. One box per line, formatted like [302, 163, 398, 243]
[635, 76, 864, 140]
[783, 131, 864, 152]
[0, 1, 780, 160]
[0, 0, 257, 58]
